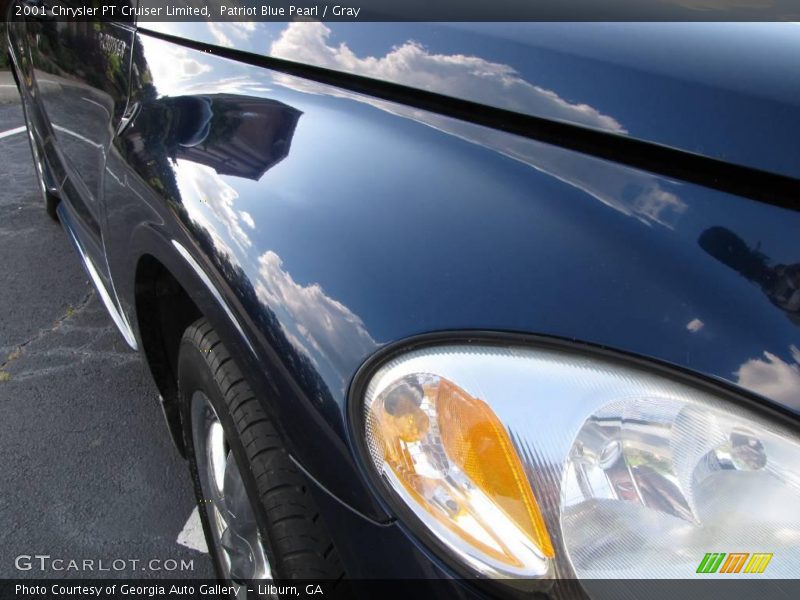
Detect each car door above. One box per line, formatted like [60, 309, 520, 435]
[21, 0, 136, 283]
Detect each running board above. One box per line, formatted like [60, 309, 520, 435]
[57, 203, 138, 350]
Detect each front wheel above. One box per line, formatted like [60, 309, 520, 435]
[178, 318, 344, 585]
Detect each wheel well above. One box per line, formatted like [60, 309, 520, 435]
[135, 255, 202, 455]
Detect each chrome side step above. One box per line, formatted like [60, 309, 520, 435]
[57, 203, 138, 350]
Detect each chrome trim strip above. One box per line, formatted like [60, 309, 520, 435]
[57, 203, 138, 350]
[171, 240, 256, 358]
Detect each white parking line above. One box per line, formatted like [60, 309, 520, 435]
[81, 96, 111, 117]
[53, 124, 104, 148]
[176, 506, 208, 553]
[0, 126, 26, 140]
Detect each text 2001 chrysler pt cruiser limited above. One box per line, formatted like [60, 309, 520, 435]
[6, 6, 800, 594]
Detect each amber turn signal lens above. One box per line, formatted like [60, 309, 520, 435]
[436, 379, 554, 558]
[365, 373, 553, 577]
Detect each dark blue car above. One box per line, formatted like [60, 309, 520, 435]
[6, 6, 800, 594]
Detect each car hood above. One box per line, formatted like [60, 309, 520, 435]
[115, 32, 800, 517]
[143, 22, 800, 181]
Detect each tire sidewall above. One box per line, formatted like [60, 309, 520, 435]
[177, 337, 279, 581]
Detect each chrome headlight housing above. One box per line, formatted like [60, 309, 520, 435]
[356, 341, 800, 582]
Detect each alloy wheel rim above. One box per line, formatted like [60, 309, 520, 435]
[191, 391, 272, 583]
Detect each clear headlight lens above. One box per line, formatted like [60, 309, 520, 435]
[361, 344, 800, 580]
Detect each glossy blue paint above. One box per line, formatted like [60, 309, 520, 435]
[8, 15, 800, 580]
[141, 21, 800, 180]
[98, 30, 800, 519]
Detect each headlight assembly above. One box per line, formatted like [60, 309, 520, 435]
[358, 343, 800, 582]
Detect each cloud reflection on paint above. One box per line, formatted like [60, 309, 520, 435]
[142, 46, 212, 96]
[736, 345, 800, 410]
[172, 163, 376, 395]
[270, 22, 625, 134]
[174, 160, 253, 255]
[268, 23, 687, 229]
[254, 251, 378, 392]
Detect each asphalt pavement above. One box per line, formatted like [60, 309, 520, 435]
[0, 70, 214, 579]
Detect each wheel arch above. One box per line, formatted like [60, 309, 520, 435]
[134, 254, 202, 454]
[133, 253, 202, 453]
[129, 237, 262, 456]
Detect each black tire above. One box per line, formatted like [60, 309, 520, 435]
[178, 318, 345, 582]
